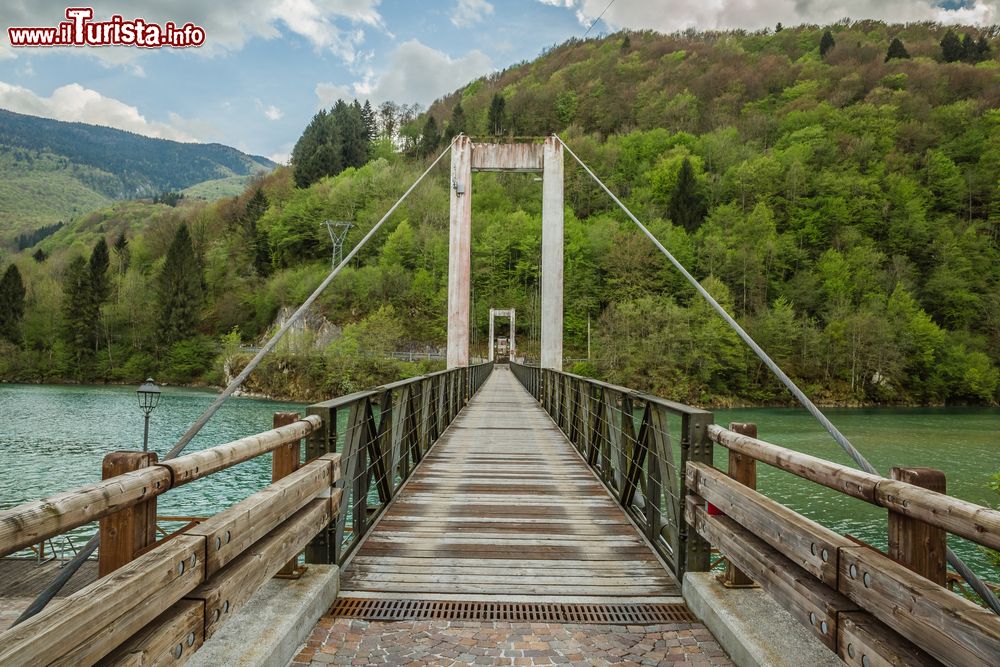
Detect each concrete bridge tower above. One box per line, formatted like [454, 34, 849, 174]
[446, 135, 563, 370]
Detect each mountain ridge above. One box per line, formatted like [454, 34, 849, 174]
[0, 108, 276, 245]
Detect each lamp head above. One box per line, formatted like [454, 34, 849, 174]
[137, 378, 161, 415]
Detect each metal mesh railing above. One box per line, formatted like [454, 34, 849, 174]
[305, 362, 494, 564]
[511, 362, 712, 577]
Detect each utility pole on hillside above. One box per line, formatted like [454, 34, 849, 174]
[322, 220, 354, 268]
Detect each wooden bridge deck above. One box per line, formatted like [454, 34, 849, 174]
[339, 367, 680, 601]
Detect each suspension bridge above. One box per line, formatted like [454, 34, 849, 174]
[0, 136, 998, 667]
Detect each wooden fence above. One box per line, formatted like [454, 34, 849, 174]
[688, 422, 1000, 667]
[510, 362, 713, 577]
[0, 361, 493, 665]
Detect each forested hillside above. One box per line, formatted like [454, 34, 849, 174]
[0, 109, 275, 245]
[1, 21, 999, 406]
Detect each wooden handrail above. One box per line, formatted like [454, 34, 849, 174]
[0, 416, 322, 558]
[0, 448, 342, 665]
[707, 424, 1000, 552]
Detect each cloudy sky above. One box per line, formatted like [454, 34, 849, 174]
[0, 1, 996, 162]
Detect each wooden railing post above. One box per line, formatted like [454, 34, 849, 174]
[98, 451, 158, 577]
[272, 412, 304, 577]
[888, 466, 947, 586]
[724, 422, 757, 587]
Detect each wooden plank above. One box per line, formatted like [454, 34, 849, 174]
[708, 424, 880, 502]
[186, 455, 337, 575]
[99, 599, 205, 667]
[339, 369, 675, 599]
[837, 611, 942, 667]
[687, 462, 851, 586]
[272, 411, 303, 577]
[0, 535, 204, 667]
[99, 451, 159, 577]
[725, 422, 756, 587]
[688, 500, 856, 650]
[271, 412, 302, 482]
[0, 466, 170, 558]
[888, 467, 947, 586]
[838, 545, 1000, 666]
[163, 415, 321, 486]
[184, 499, 332, 638]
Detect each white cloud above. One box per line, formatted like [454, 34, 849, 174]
[317, 40, 493, 108]
[269, 150, 293, 165]
[540, 1, 1000, 32]
[255, 98, 285, 121]
[0, 0, 386, 65]
[0, 81, 199, 142]
[452, 0, 495, 28]
[315, 82, 356, 107]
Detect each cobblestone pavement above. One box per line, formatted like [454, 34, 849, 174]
[292, 618, 733, 666]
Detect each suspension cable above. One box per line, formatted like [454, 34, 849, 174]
[13, 142, 454, 626]
[554, 133, 1000, 615]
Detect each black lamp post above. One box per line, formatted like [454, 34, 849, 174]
[136, 378, 161, 452]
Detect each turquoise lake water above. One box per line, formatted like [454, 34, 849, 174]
[0, 383, 996, 580]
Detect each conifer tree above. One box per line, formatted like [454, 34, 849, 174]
[341, 100, 370, 168]
[112, 232, 130, 275]
[975, 36, 992, 62]
[157, 224, 203, 346]
[446, 102, 467, 141]
[361, 100, 377, 142]
[961, 33, 976, 62]
[941, 30, 963, 62]
[488, 94, 506, 136]
[820, 31, 835, 58]
[62, 255, 91, 364]
[89, 238, 110, 307]
[885, 38, 910, 62]
[291, 109, 341, 188]
[242, 188, 272, 277]
[0, 264, 26, 343]
[420, 116, 440, 156]
[668, 158, 706, 232]
[87, 238, 110, 352]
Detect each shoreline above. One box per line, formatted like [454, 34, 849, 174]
[2, 377, 992, 410]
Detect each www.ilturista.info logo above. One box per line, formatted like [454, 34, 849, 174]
[8, 7, 205, 48]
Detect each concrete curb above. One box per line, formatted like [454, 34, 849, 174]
[683, 572, 844, 667]
[188, 564, 339, 667]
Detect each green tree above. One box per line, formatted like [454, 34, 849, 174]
[885, 38, 910, 61]
[61, 255, 92, 369]
[668, 157, 706, 232]
[89, 238, 110, 309]
[0, 264, 26, 343]
[112, 232, 130, 276]
[243, 188, 272, 277]
[87, 238, 111, 353]
[420, 115, 440, 156]
[446, 102, 467, 140]
[961, 33, 976, 62]
[291, 109, 341, 188]
[488, 93, 506, 136]
[975, 36, 992, 62]
[941, 30, 963, 62]
[361, 100, 377, 142]
[819, 31, 835, 58]
[157, 224, 203, 346]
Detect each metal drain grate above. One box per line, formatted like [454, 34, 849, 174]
[331, 598, 697, 625]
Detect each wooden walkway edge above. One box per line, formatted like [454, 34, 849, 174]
[339, 367, 681, 602]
